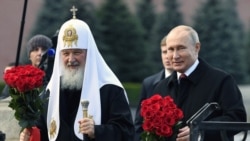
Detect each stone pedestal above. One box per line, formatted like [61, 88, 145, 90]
[0, 97, 20, 141]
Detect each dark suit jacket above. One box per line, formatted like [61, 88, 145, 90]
[134, 70, 165, 141]
[153, 59, 246, 141]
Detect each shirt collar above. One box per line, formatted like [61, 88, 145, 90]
[165, 69, 172, 78]
[177, 59, 199, 79]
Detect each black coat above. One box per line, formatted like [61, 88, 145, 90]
[38, 84, 134, 141]
[134, 70, 165, 141]
[153, 59, 246, 141]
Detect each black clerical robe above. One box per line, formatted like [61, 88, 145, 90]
[37, 84, 134, 141]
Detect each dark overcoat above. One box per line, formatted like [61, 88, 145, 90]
[153, 59, 246, 141]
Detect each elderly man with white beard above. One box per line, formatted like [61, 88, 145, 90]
[19, 7, 134, 141]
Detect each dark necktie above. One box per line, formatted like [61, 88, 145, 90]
[177, 73, 189, 106]
[179, 73, 187, 80]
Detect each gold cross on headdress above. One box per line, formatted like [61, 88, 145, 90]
[70, 5, 78, 19]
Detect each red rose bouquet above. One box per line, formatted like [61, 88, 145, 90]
[140, 94, 183, 141]
[3, 65, 45, 140]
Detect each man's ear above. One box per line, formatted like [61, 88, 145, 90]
[195, 43, 200, 52]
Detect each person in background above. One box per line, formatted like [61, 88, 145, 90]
[0, 35, 52, 100]
[153, 25, 246, 141]
[26, 34, 52, 68]
[19, 8, 134, 141]
[134, 35, 174, 141]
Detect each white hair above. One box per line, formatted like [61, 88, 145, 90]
[61, 65, 84, 90]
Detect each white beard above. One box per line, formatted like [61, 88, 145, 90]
[61, 65, 84, 90]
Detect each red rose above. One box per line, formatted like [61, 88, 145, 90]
[3, 65, 45, 132]
[4, 65, 45, 93]
[158, 124, 172, 137]
[141, 94, 184, 140]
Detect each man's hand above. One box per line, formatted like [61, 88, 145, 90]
[78, 117, 95, 139]
[19, 128, 30, 141]
[176, 126, 190, 141]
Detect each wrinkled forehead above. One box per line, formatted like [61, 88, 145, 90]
[167, 31, 193, 47]
[57, 19, 90, 51]
[168, 29, 190, 40]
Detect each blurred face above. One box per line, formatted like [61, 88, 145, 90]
[61, 49, 87, 71]
[29, 46, 47, 67]
[161, 45, 173, 70]
[166, 31, 200, 73]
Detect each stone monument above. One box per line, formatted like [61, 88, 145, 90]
[0, 97, 21, 141]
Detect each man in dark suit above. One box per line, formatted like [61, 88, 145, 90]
[153, 25, 246, 141]
[134, 35, 173, 141]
